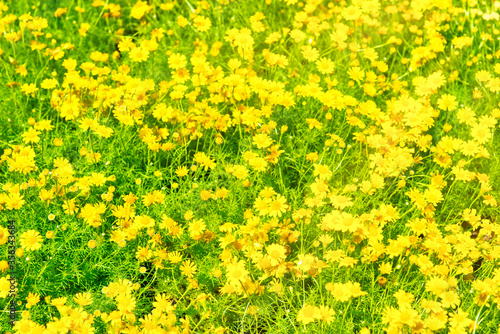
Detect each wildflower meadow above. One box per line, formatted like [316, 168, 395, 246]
[0, 0, 500, 332]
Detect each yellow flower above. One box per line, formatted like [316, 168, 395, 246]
[135, 246, 153, 262]
[329, 282, 366, 301]
[53, 138, 63, 146]
[130, 0, 152, 20]
[168, 53, 187, 70]
[296, 304, 321, 325]
[231, 165, 249, 180]
[116, 294, 136, 313]
[90, 51, 109, 62]
[342, 5, 362, 20]
[318, 305, 335, 324]
[249, 157, 268, 172]
[177, 15, 189, 27]
[26, 292, 40, 308]
[200, 190, 213, 201]
[153, 293, 175, 313]
[439, 290, 460, 309]
[79, 22, 90, 36]
[168, 251, 183, 264]
[118, 37, 135, 52]
[6, 192, 25, 210]
[189, 219, 206, 239]
[252, 133, 273, 149]
[460, 140, 480, 157]
[265, 32, 281, 45]
[290, 29, 306, 42]
[313, 164, 332, 180]
[50, 297, 67, 306]
[0, 260, 8, 272]
[470, 123, 491, 144]
[316, 57, 335, 74]
[296, 253, 316, 272]
[184, 210, 194, 221]
[193, 15, 211, 32]
[74, 292, 93, 306]
[306, 118, 323, 130]
[20, 83, 38, 97]
[225, 260, 249, 285]
[396, 306, 419, 327]
[394, 289, 415, 307]
[180, 260, 197, 278]
[54, 7, 68, 17]
[80, 62, 95, 72]
[215, 187, 230, 199]
[448, 308, 474, 329]
[425, 276, 449, 295]
[175, 166, 189, 177]
[34, 119, 54, 131]
[266, 244, 287, 266]
[301, 45, 319, 62]
[41, 78, 58, 89]
[20, 230, 43, 251]
[424, 186, 443, 205]
[306, 152, 319, 162]
[348, 281, 367, 298]
[437, 94, 458, 111]
[379, 263, 393, 275]
[254, 196, 270, 216]
[129, 47, 149, 62]
[268, 194, 289, 217]
[0, 276, 11, 298]
[347, 66, 365, 82]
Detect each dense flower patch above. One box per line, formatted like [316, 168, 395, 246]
[0, 0, 500, 333]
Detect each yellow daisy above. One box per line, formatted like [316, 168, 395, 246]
[20, 230, 43, 251]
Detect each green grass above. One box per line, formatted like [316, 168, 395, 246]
[0, 0, 500, 333]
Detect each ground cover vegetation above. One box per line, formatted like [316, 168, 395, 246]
[0, 0, 500, 332]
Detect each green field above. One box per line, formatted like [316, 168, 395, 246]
[1, 0, 500, 333]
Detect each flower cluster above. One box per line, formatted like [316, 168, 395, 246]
[0, 0, 499, 333]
